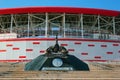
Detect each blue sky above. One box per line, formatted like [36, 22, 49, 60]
[0, 0, 120, 11]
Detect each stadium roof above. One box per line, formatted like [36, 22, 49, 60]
[0, 7, 120, 17]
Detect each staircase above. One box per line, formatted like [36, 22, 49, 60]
[0, 62, 119, 79]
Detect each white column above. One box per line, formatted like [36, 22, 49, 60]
[97, 15, 100, 34]
[81, 14, 84, 38]
[78, 15, 81, 37]
[10, 14, 13, 33]
[45, 13, 48, 37]
[63, 13, 66, 37]
[27, 14, 30, 37]
[113, 17, 116, 35]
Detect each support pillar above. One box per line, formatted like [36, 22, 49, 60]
[45, 13, 48, 37]
[97, 15, 100, 34]
[113, 17, 116, 35]
[81, 14, 84, 38]
[63, 13, 66, 37]
[27, 14, 30, 37]
[10, 14, 13, 33]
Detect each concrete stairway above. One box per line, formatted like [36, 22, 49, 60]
[0, 62, 119, 79]
[0, 71, 120, 79]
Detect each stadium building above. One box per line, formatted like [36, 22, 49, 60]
[0, 7, 120, 62]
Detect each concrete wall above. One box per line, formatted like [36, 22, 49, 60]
[0, 38, 120, 62]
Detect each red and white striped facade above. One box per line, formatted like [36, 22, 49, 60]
[0, 7, 120, 62]
[0, 38, 120, 62]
